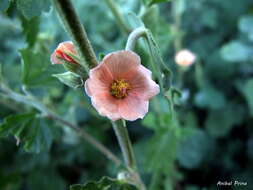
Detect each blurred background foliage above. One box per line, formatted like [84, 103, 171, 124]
[0, 0, 253, 190]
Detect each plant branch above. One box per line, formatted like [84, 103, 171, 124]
[52, 0, 98, 70]
[125, 27, 148, 51]
[0, 83, 121, 166]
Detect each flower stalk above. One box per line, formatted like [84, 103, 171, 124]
[52, 0, 98, 71]
[112, 120, 136, 169]
[112, 120, 146, 190]
[125, 27, 148, 51]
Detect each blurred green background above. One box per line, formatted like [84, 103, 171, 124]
[0, 0, 253, 189]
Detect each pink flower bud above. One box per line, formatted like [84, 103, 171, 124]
[175, 49, 196, 67]
[51, 41, 78, 65]
[85, 50, 160, 121]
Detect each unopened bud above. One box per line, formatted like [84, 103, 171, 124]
[51, 41, 86, 77]
[175, 49, 196, 67]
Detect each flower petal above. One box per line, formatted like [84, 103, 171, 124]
[119, 96, 149, 121]
[126, 66, 160, 100]
[85, 62, 115, 97]
[102, 50, 140, 78]
[85, 77, 108, 97]
[89, 63, 114, 84]
[90, 92, 121, 121]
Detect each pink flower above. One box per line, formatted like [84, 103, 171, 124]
[51, 41, 78, 65]
[85, 50, 160, 121]
[175, 49, 196, 67]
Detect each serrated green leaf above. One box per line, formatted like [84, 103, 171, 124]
[0, 113, 53, 153]
[53, 72, 83, 89]
[0, 113, 35, 138]
[17, 0, 51, 19]
[20, 16, 40, 47]
[70, 176, 138, 190]
[20, 48, 59, 87]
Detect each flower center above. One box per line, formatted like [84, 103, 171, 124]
[110, 79, 131, 99]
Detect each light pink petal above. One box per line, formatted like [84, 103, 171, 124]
[85, 77, 109, 97]
[130, 78, 160, 100]
[102, 50, 140, 78]
[125, 66, 160, 100]
[118, 96, 149, 121]
[89, 63, 113, 84]
[62, 41, 76, 53]
[85, 63, 114, 97]
[139, 65, 152, 77]
[90, 92, 121, 121]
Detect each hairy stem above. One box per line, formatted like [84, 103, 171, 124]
[112, 120, 146, 190]
[104, 0, 130, 34]
[112, 120, 136, 169]
[0, 84, 121, 166]
[52, 0, 98, 70]
[125, 27, 148, 51]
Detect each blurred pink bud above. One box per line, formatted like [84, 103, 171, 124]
[85, 50, 160, 121]
[175, 49, 196, 67]
[51, 41, 78, 65]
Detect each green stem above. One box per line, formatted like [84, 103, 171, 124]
[125, 27, 148, 51]
[104, 0, 130, 34]
[112, 120, 146, 190]
[112, 120, 136, 169]
[52, 0, 98, 71]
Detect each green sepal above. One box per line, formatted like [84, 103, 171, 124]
[53, 72, 83, 89]
[60, 55, 87, 78]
